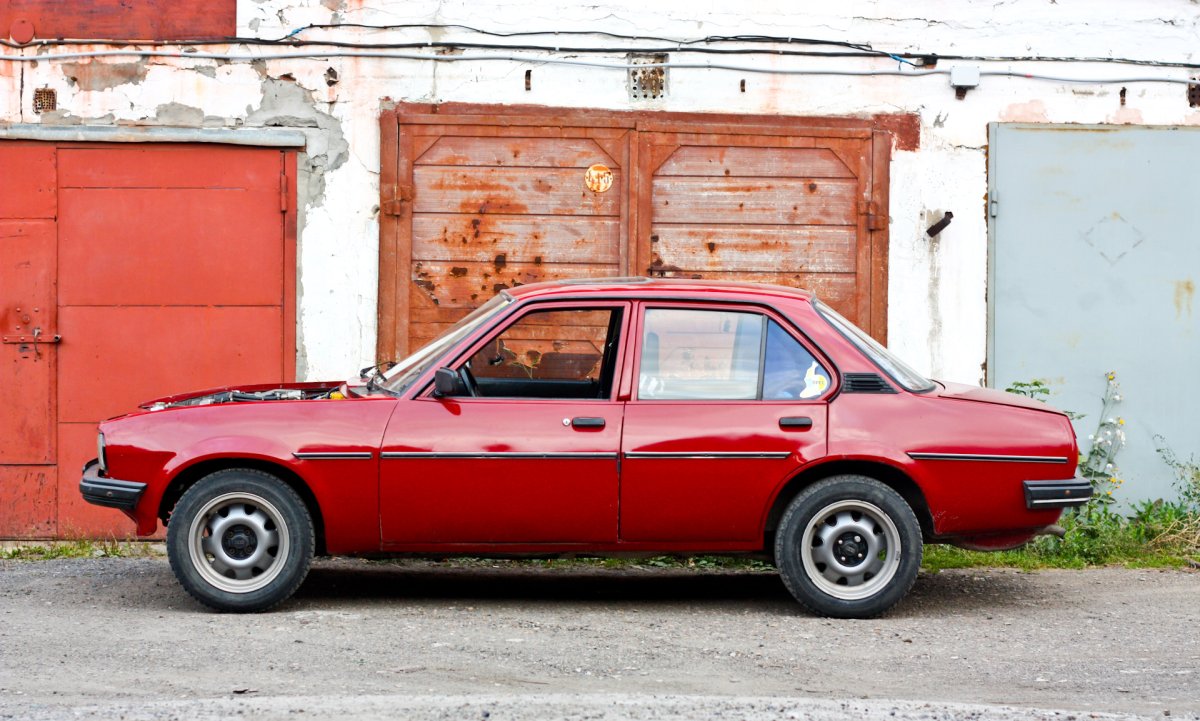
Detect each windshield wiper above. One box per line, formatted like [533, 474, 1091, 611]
[359, 361, 398, 396]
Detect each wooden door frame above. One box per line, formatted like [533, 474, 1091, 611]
[378, 103, 909, 362]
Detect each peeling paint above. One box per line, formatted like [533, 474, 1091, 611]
[999, 100, 1050, 123]
[246, 77, 348, 207]
[1107, 105, 1145, 124]
[61, 61, 147, 92]
[153, 102, 205, 126]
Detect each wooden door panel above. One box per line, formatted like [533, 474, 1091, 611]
[650, 177, 858, 226]
[649, 226, 856, 273]
[412, 213, 620, 265]
[655, 145, 855, 178]
[413, 167, 622, 216]
[417, 136, 620, 168]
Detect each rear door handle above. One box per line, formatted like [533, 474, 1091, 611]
[571, 417, 606, 429]
[779, 416, 813, 430]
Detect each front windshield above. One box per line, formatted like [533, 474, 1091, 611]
[379, 293, 512, 394]
[814, 300, 936, 393]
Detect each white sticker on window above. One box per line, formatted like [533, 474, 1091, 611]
[799, 361, 829, 399]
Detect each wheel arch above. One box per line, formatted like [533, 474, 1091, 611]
[158, 458, 328, 556]
[763, 459, 934, 555]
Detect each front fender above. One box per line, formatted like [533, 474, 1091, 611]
[99, 398, 397, 550]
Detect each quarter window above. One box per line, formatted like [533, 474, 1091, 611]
[638, 308, 830, 401]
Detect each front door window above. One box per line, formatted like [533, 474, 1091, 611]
[463, 308, 621, 399]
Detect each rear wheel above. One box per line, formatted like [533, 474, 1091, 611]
[166, 469, 314, 612]
[775, 475, 922, 618]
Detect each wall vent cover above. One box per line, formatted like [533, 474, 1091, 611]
[627, 54, 668, 101]
[33, 87, 56, 114]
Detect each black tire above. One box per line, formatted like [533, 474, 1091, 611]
[775, 475, 922, 618]
[166, 468, 314, 612]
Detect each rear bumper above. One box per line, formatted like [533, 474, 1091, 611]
[80, 459, 147, 511]
[1023, 478, 1092, 509]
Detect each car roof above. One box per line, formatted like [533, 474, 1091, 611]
[502, 277, 816, 303]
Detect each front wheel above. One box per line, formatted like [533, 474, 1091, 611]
[775, 475, 922, 618]
[166, 469, 314, 612]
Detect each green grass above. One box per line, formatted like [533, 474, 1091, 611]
[921, 507, 1199, 572]
[0, 539, 161, 560]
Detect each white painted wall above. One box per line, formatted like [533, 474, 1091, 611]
[5, 0, 1199, 383]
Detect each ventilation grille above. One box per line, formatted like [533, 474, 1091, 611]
[842, 373, 897, 394]
[33, 87, 56, 114]
[627, 54, 668, 100]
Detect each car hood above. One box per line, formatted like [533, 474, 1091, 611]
[934, 381, 1064, 414]
[139, 381, 340, 410]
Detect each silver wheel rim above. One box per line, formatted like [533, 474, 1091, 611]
[187, 492, 290, 594]
[800, 499, 902, 601]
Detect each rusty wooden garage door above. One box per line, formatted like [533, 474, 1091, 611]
[379, 105, 894, 361]
[0, 142, 296, 539]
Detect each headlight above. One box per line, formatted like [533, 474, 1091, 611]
[97, 432, 107, 474]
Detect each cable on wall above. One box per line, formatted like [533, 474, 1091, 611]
[0, 48, 1195, 88]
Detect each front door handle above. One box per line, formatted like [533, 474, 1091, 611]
[779, 416, 813, 430]
[571, 417, 606, 429]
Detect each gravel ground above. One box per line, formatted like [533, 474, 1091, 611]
[1, 557, 1197, 720]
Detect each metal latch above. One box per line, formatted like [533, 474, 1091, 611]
[3, 327, 61, 358]
[2, 327, 60, 344]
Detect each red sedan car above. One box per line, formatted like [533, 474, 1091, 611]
[81, 278, 1088, 617]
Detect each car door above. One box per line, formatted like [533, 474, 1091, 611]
[379, 302, 629, 546]
[620, 302, 831, 545]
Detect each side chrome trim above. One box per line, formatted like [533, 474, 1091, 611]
[907, 452, 1069, 464]
[293, 452, 374, 460]
[381, 452, 619, 460]
[624, 451, 792, 460]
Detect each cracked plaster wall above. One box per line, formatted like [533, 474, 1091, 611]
[6, 0, 1200, 382]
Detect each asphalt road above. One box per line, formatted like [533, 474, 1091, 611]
[1, 557, 1197, 720]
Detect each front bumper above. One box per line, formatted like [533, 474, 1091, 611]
[1023, 478, 1092, 509]
[80, 459, 147, 511]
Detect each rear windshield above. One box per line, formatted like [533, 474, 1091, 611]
[814, 300, 935, 393]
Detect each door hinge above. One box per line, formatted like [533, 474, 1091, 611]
[382, 183, 415, 216]
[988, 197, 998, 218]
[864, 201, 888, 231]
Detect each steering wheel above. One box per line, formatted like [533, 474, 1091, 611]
[460, 363, 480, 397]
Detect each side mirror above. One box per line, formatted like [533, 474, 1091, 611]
[433, 367, 465, 397]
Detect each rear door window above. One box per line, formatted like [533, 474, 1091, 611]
[638, 308, 830, 401]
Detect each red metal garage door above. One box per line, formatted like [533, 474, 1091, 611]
[378, 105, 893, 361]
[0, 142, 297, 539]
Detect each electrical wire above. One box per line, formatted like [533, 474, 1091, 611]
[0, 47, 1194, 86]
[1, 23, 1196, 70]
